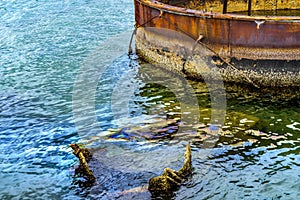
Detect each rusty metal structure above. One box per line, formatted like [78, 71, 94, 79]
[134, 0, 300, 60]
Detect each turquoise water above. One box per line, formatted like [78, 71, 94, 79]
[1, 0, 300, 199]
[0, 0, 134, 199]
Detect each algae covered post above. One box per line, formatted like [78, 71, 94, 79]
[70, 144, 96, 183]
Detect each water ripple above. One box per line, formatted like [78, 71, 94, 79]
[1, 0, 300, 199]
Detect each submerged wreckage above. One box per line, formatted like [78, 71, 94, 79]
[133, 0, 300, 87]
[69, 0, 300, 197]
[70, 142, 192, 197]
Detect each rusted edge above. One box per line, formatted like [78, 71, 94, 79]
[136, 0, 300, 22]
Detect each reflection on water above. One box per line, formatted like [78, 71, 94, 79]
[1, 48, 299, 199]
[1, 0, 300, 199]
[76, 56, 300, 199]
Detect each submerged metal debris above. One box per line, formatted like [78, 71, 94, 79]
[148, 142, 192, 197]
[69, 141, 192, 197]
[70, 144, 96, 183]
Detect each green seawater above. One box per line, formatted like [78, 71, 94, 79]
[0, 0, 299, 199]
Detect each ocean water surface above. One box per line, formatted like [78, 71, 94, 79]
[1, 0, 300, 199]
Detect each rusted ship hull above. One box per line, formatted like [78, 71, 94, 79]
[134, 0, 300, 60]
[133, 0, 300, 87]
